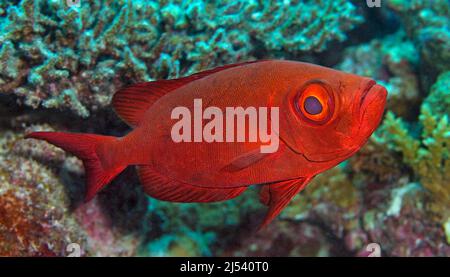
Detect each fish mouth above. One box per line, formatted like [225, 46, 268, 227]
[359, 80, 377, 109]
[360, 84, 387, 119]
[359, 82, 387, 135]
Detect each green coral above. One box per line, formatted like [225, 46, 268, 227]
[375, 71, 450, 242]
[0, 0, 362, 117]
[387, 0, 450, 76]
[423, 71, 450, 118]
[243, 0, 363, 52]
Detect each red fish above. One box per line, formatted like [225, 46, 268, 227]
[26, 60, 387, 228]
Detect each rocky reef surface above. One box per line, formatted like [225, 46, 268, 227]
[0, 0, 449, 256]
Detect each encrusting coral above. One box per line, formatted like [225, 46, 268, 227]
[0, 122, 142, 256]
[338, 31, 420, 118]
[0, 0, 362, 117]
[0, 126, 85, 256]
[387, 0, 449, 82]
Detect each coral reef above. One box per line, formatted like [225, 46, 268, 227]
[0, 122, 141, 256]
[0, 0, 362, 117]
[374, 72, 450, 243]
[338, 31, 420, 117]
[0, 125, 84, 256]
[387, 0, 450, 79]
[0, 108, 264, 257]
[423, 71, 450, 118]
[335, 0, 450, 249]
[141, 188, 262, 257]
[0, 0, 449, 257]
[227, 166, 450, 256]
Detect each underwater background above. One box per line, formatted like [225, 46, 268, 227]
[0, 0, 449, 256]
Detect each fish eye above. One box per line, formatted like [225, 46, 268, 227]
[304, 96, 323, 115]
[294, 81, 334, 125]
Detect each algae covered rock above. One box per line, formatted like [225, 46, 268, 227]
[0, 123, 141, 256]
[0, 126, 85, 256]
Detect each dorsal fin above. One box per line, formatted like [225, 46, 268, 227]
[112, 60, 264, 127]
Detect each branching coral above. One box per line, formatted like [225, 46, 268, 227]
[243, 0, 363, 53]
[0, 0, 362, 117]
[374, 71, 450, 242]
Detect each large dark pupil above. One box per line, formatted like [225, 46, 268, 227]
[304, 96, 323, 115]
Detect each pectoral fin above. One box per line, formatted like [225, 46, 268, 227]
[258, 176, 313, 229]
[220, 148, 271, 173]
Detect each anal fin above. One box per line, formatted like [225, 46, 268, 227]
[138, 165, 246, 203]
[258, 177, 313, 229]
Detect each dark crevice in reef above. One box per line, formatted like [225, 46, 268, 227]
[284, 218, 356, 257]
[0, 93, 129, 135]
[97, 167, 149, 234]
[316, 2, 401, 68]
[350, 0, 401, 41]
